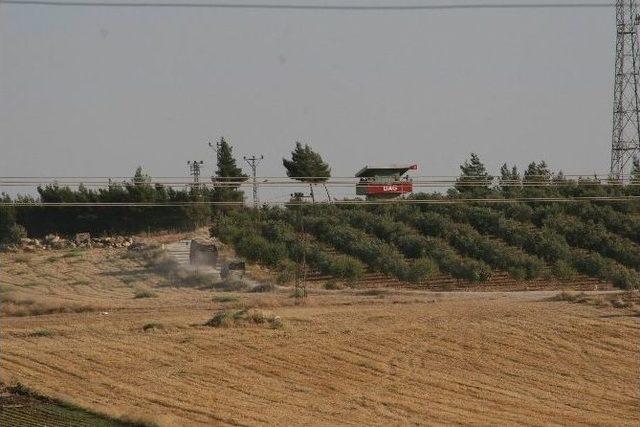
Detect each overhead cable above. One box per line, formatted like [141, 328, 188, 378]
[0, 1, 616, 10]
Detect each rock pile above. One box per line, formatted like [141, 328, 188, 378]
[7, 233, 135, 252]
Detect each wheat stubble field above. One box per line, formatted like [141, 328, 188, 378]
[1, 243, 639, 426]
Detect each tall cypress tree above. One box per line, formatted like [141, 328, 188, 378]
[213, 137, 247, 204]
[216, 137, 245, 181]
[499, 163, 521, 198]
[523, 161, 552, 184]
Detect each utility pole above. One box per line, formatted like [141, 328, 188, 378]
[291, 192, 312, 301]
[244, 154, 264, 209]
[187, 160, 204, 189]
[611, 0, 640, 180]
[208, 139, 221, 181]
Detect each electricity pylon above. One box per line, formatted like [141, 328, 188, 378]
[611, 0, 640, 180]
[244, 154, 263, 208]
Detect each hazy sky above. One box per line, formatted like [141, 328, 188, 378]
[0, 1, 615, 199]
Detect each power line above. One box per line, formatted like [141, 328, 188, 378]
[3, 194, 640, 206]
[0, 172, 624, 179]
[0, 176, 636, 186]
[0, 1, 617, 10]
[1, 182, 638, 189]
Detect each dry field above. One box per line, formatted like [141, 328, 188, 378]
[1, 242, 639, 426]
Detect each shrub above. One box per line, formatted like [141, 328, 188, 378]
[359, 289, 388, 297]
[28, 329, 52, 337]
[611, 298, 632, 308]
[551, 260, 577, 280]
[549, 291, 589, 303]
[394, 234, 427, 258]
[291, 288, 306, 299]
[205, 310, 236, 327]
[607, 266, 638, 290]
[134, 287, 157, 298]
[142, 322, 164, 331]
[204, 309, 282, 329]
[406, 258, 439, 283]
[3, 224, 26, 245]
[275, 259, 297, 285]
[234, 233, 288, 267]
[250, 282, 275, 293]
[324, 280, 343, 290]
[212, 295, 240, 303]
[572, 252, 608, 277]
[0, 199, 26, 245]
[507, 267, 527, 281]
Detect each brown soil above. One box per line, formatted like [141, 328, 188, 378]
[1, 244, 638, 426]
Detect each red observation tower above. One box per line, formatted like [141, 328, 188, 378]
[355, 164, 417, 198]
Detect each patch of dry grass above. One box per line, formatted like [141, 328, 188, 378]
[28, 328, 53, 337]
[13, 254, 30, 263]
[204, 309, 283, 329]
[549, 291, 638, 311]
[1, 232, 638, 426]
[1, 293, 98, 317]
[133, 287, 157, 299]
[212, 295, 240, 303]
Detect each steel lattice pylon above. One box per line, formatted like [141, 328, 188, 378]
[611, 0, 640, 180]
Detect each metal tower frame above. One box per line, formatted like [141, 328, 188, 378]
[244, 154, 263, 208]
[611, 0, 640, 180]
[187, 160, 204, 188]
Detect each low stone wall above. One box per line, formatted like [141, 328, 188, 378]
[3, 233, 135, 252]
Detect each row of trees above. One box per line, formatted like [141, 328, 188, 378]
[0, 138, 333, 241]
[453, 152, 640, 203]
[541, 212, 640, 270]
[562, 203, 640, 242]
[201, 138, 333, 202]
[420, 203, 640, 289]
[336, 208, 492, 282]
[397, 209, 546, 280]
[212, 202, 640, 289]
[7, 168, 211, 237]
[213, 210, 366, 282]
[270, 209, 438, 283]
